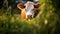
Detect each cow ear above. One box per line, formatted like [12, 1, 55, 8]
[34, 2, 41, 8]
[17, 3, 25, 10]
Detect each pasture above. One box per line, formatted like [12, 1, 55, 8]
[0, 0, 60, 34]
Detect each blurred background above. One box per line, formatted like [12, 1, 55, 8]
[0, 0, 60, 34]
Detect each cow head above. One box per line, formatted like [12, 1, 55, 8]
[17, 1, 41, 20]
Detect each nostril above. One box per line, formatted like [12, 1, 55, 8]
[27, 15, 32, 19]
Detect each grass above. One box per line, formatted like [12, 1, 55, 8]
[0, 0, 60, 34]
[0, 7, 59, 34]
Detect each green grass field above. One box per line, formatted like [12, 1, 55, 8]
[0, 0, 60, 34]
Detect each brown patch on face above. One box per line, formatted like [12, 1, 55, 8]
[21, 9, 26, 19]
[34, 2, 41, 17]
[34, 9, 40, 18]
[17, 4, 26, 19]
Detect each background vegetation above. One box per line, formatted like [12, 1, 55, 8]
[0, 0, 60, 34]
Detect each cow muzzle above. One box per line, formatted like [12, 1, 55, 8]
[27, 15, 33, 19]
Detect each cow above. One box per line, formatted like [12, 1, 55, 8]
[17, 1, 41, 20]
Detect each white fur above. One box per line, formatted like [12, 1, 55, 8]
[25, 1, 35, 18]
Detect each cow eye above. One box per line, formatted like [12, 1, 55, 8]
[24, 6, 25, 8]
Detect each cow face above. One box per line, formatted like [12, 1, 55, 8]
[17, 1, 41, 19]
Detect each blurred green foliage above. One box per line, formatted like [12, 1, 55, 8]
[0, 0, 60, 34]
